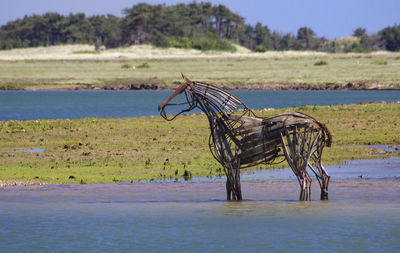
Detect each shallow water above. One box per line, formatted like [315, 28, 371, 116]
[1, 181, 399, 252]
[1, 157, 399, 252]
[7, 148, 46, 153]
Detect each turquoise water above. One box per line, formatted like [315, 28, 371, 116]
[1, 90, 399, 120]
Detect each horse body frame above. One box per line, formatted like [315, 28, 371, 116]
[159, 74, 331, 201]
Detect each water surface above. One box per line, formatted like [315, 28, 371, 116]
[1, 90, 399, 121]
[1, 157, 399, 252]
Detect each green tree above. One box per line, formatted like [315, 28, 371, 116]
[122, 3, 164, 44]
[89, 14, 121, 49]
[254, 22, 271, 49]
[238, 24, 255, 49]
[379, 24, 400, 51]
[296, 26, 317, 50]
[361, 33, 383, 51]
[353, 27, 367, 37]
[62, 13, 94, 43]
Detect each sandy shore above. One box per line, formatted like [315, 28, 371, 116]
[0, 179, 46, 188]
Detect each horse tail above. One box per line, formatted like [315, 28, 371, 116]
[318, 122, 332, 147]
[295, 112, 332, 147]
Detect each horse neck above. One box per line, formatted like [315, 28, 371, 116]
[190, 82, 250, 127]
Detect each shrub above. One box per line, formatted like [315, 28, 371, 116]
[167, 36, 193, 49]
[371, 59, 388, 65]
[121, 64, 132, 69]
[254, 45, 267, 52]
[152, 33, 169, 48]
[136, 62, 150, 68]
[314, 60, 328, 66]
[192, 38, 236, 52]
[153, 35, 236, 52]
[348, 42, 367, 53]
[72, 50, 100, 55]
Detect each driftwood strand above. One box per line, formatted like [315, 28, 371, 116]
[159, 74, 331, 201]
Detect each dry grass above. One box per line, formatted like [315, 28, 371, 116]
[3, 44, 398, 61]
[1, 45, 400, 90]
[0, 44, 254, 61]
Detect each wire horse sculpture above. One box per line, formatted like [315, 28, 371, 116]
[158, 74, 332, 201]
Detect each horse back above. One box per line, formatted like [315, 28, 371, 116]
[227, 112, 330, 168]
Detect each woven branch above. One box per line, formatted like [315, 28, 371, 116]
[159, 75, 332, 200]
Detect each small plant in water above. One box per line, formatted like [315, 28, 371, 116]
[145, 158, 151, 168]
[182, 170, 192, 181]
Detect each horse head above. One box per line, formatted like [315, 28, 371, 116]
[158, 73, 196, 121]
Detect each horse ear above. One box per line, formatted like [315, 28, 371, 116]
[181, 73, 192, 85]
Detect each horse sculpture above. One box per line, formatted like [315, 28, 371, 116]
[158, 74, 332, 201]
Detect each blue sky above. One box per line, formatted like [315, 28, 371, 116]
[1, 0, 399, 39]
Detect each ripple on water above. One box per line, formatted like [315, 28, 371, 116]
[1, 156, 400, 252]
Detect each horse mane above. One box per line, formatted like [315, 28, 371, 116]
[190, 81, 249, 114]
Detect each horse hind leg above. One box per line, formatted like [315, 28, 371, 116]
[309, 153, 330, 200]
[318, 161, 330, 200]
[320, 175, 330, 200]
[281, 127, 315, 201]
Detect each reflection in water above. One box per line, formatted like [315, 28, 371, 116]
[1, 180, 399, 252]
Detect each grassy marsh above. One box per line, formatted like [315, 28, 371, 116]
[0, 103, 399, 184]
[1, 45, 400, 89]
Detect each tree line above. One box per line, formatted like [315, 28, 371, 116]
[1, 2, 399, 52]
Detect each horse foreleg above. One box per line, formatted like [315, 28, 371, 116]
[313, 156, 330, 200]
[299, 179, 306, 201]
[234, 159, 242, 200]
[224, 165, 235, 200]
[299, 177, 312, 201]
[226, 179, 232, 201]
[224, 161, 242, 201]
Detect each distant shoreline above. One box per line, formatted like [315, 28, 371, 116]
[2, 45, 400, 91]
[16, 82, 400, 91]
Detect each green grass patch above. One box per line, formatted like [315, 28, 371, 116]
[136, 62, 150, 69]
[72, 50, 100, 55]
[371, 59, 388, 65]
[0, 103, 399, 184]
[121, 63, 132, 69]
[2, 53, 400, 90]
[154, 36, 237, 52]
[314, 60, 328, 66]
